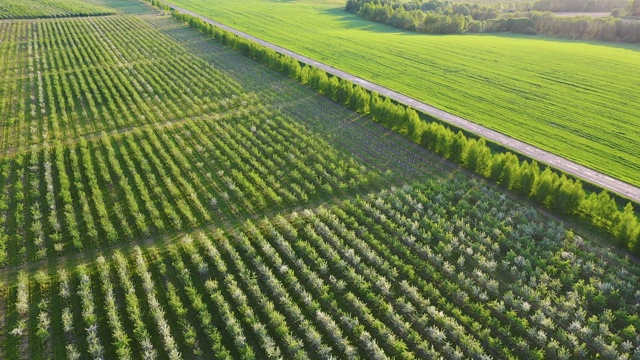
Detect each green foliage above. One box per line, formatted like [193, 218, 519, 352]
[551, 175, 585, 214]
[0, 108, 378, 264]
[348, 0, 639, 42]
[519, 160, 539, 197]
[0, 0, 115, 19]
[533, 167, 558, 205]
[8, 180, 640, 358]
[449, 131, 469, 164]
[171, 4, 640, 253]
[615, 203, 640, 247]
[167, 0, 640, 187]
[0, 12, 385, 266]
[0, 16, 249, 150]
[465, 138, 492, 176]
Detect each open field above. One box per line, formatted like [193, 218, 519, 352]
[166, 0, 640, 187]
[553, 12, 611, 17]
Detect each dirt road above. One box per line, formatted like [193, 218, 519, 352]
[162, 1, 640, 204]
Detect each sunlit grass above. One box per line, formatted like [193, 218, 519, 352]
[169, 0, 640, 186]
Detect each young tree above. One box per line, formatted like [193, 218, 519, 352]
[534, 167, 558, 207]
[614, 202, 640, 248]
[519, 160, 540, 197]
[404, 108, 423, 141]
[465, 138, 491, 177]
[551, 176, 585, 214]
[449, 131, 469, 164]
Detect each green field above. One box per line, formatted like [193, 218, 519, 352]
[84, 0, 158, 15]
[166, 0, 640, 187]
[0, 0, 639, 358]
[0, 10, 446, 266]
[3, 178, 640, 359]
[0, 0, 115, 18]
[0, 13, 413, 266]
[0, 15, 252, 150]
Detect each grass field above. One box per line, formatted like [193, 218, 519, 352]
[166, 0, 640, 187]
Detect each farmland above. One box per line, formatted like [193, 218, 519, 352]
[3, 179, 640, 359]
[165, 0, 640, 187]
[0, 15, 251, 150]
[0, 0, 115, 19]
[0, 0, 639, 358]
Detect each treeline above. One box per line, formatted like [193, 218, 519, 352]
[346, 0, 640, 42]
[163, 7, 640, 251]
[628, 0, 640, 15]
[149, 0, 170, 11]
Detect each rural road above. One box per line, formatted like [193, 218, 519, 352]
[162, 1, 640, 204]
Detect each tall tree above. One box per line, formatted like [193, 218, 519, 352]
[404, 108, 422, 141]
[500, 153, 522, 190]
[327, 76, 340, 101]
[615, 202, 640, 247]
[465, 138, 491, 177]
[519, 160, 539, 197]
[534, 167, 558, 207]
[449, 131, 469, 164]
[551, 176, 585, 214]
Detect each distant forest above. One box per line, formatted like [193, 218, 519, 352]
[346, 0, 640, 42]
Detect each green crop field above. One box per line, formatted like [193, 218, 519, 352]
[0, 15, 253, 150]
[3, 178, 640, 359]
[0, 0, 639, 358]
[0, 0, 115, 19]
[166, 0, 640, 187]
[83, 0, 159, 15]
[0, 13, 410, 266]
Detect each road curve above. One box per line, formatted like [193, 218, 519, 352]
[162, 1, 640, 204]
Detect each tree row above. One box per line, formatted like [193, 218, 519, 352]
[346, 0, 640, 42]
[0, 106, 378, 266]
[2, 178, 639, 358]
[0, 16, 249, 150]
[169, 8, 640, 253]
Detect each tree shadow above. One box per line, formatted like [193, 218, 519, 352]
[319, 6, 640, 51]
[320, 7, 411, 33]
